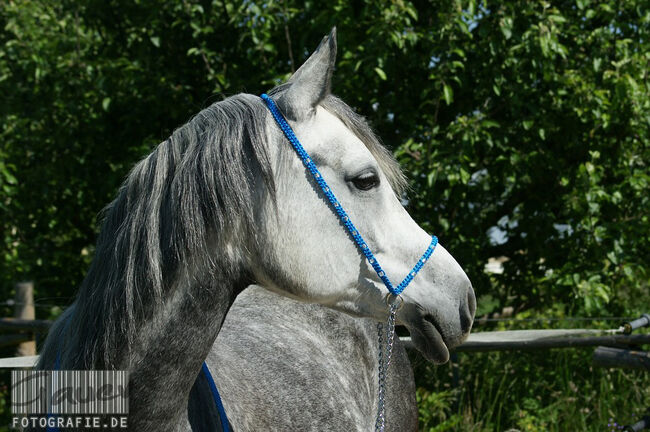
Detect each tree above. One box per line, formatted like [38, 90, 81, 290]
[2, 0, 647, 317]
[1, 0, 648, 429]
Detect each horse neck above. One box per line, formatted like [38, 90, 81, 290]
[44, 257, 249, 431]
[122, 267, 246, 430]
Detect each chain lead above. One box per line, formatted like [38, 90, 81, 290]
[375, 299, 399, 432]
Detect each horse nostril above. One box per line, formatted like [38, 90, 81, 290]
[459, 306, 472, 334]
[459, 285, 476, 334]
[467, 285, 476, 319]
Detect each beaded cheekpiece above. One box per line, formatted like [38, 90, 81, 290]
[261, 93, 438, 432]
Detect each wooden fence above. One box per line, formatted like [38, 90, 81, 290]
[0, 282, 648, 371]
[0, 282, 52, 354]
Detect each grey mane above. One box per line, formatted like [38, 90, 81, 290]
[39, 93, 274, 369]
[38, 87, 406, 371]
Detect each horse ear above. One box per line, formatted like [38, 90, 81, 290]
[277, 27, 337, 121]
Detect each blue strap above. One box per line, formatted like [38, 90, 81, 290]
[202, 362, 231, 432]
[261, 93, 437, 296]
[53, 350, 61, 370]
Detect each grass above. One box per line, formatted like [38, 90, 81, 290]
[411, 347, 650, 431]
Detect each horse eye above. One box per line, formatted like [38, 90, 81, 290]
[351, 171, 380, 191]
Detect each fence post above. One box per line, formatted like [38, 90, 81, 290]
[14, 281, 36, 356]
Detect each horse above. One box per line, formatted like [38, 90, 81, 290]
[37, 28, 475, 431]
[187, 285, 418, 431]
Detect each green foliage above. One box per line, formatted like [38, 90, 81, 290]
[385, 0, 650, 319]
[0, 0, 648, 430]
[411, 347, 650, 431]
[417, 388, 463, 430]
[2, 0, 648, 318]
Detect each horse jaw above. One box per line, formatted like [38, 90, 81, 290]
[382, 212, 475, 363]
[329, 241, 475, 364]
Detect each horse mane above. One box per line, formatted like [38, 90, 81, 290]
[46, 93, 273, 368]
[42, 87, 406, 369]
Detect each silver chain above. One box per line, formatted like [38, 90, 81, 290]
[374, 300, 399, 432]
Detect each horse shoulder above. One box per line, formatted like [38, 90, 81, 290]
[190, 286, 417, 431]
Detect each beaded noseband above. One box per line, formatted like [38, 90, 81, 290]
[261, 93, 438, 431]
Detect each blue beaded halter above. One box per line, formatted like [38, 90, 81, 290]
[260, 93, 437, 297]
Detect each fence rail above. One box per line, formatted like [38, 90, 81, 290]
[1, 283, 648, 372]
[2, 328, 649, 368]
[0, 318, 53, 333]
[453, 330, 650, 352]
[593, 346, 650, 371]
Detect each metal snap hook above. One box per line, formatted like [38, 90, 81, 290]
[384, 293, 404, 310]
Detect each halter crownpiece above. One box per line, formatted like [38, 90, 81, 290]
[260, 93, 437, 297]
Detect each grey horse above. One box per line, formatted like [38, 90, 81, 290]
[187, 285, 418, 431]
[37, 29, 475, 431]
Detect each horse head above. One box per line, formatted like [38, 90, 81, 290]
[250, 29, 475, 363]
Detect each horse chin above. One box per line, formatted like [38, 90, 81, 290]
[408, 320, 451, 364]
